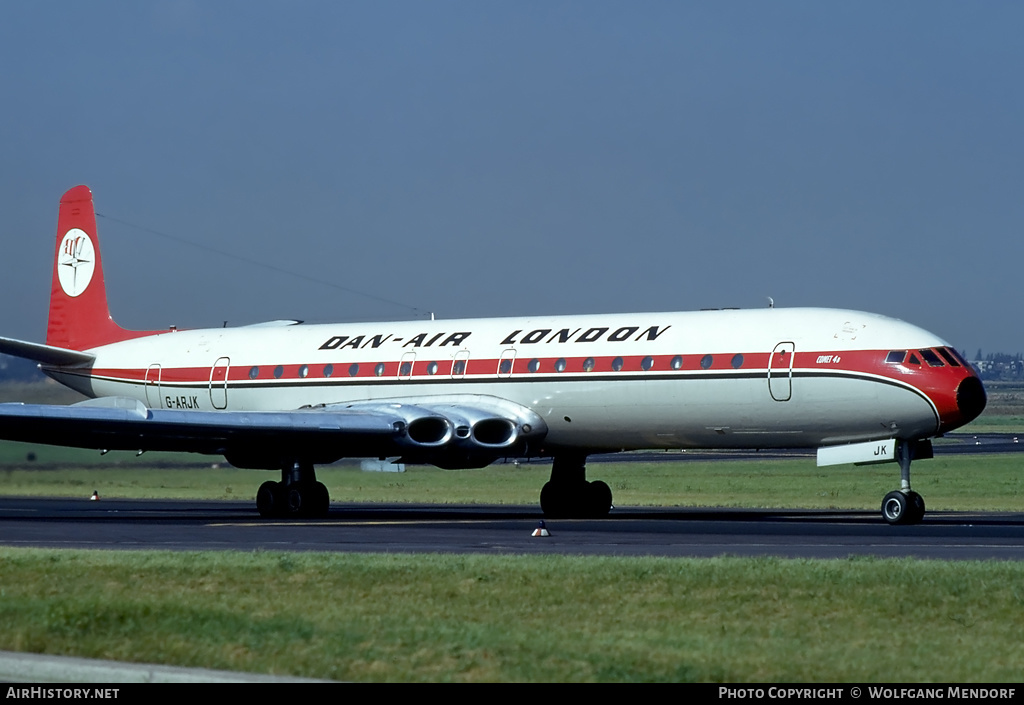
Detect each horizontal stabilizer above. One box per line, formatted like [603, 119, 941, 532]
[0, 336, 95, 367]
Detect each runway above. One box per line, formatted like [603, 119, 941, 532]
[2, 433, 1021, 561]
[2, 496, 1023, 560]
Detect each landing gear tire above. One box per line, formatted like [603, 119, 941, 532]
[905, 490, 925, 524]
[587, 480, 613, 517]
[308, 481, 330, 517]
[882, 490, 925, 526]
[540, 481, 569, 518]
[257, 481, 285, 518]
[540, 480, 612, 519]
[287, 481, 331, 518]
[257, 479, 329, 518]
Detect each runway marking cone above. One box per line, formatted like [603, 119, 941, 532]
[532, 520, 550, 537]
[90, 490, 100, 501]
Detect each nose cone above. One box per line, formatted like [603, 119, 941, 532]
[956, 376, 987, 425]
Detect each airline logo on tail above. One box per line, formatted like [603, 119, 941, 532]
[57, 229, 95, 297]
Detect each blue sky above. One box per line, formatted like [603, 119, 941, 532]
[1, 2, 1021, 355]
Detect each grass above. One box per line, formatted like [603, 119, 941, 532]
[958, 415, 1024, 433]
[1, 379, 1022, 682]
[959, 380, 1024, 433]
[2, 450, 1023, 512]
[2, 448, 1022, 682]
[1, 549, 1022, 682]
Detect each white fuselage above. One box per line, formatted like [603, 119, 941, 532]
[45, 306, 962, 453]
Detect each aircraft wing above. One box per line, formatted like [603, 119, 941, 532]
[0, 394, 548, 469]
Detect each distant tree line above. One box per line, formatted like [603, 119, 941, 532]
[971, 351, 1024, 381]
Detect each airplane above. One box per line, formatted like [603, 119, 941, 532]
[0, 185, 987, 525]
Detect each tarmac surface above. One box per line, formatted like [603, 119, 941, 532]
[1, 432, 1022, 561]
[2, 496, 1024, 560]
[0, 650, 328, 683]
[2, 433, 1022, 682]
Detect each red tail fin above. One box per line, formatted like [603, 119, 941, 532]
[46, 186, 150, 351]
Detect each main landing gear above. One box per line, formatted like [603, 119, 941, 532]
[256, 461, 330, 518]
[881, 440, 929, 525]
[540, 454, 613, 519]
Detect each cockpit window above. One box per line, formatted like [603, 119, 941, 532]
[948, 348, 971, 367]
[938, 347, 962, 367]
[885, 351, 906, 364]
[907, 353, 921, 365]
[919, 349, 944, 367]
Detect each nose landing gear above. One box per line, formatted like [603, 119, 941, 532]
[881, 440, 930, 525]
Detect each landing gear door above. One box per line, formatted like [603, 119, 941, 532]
[768, 342, 795, 402]
[145, 364, 162, 408]
[210, 357, 230, 410]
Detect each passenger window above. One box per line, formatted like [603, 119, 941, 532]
[528, 359, 540, 373]
[642, 356, 654, 371]
[731, 354, 743, 369]
[555, 358, 567, 372]
[700, 354, 713, 370]
[671, 356, 683, 370]
[582, 357, 595, 372]
[612, 357, 624, 371]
